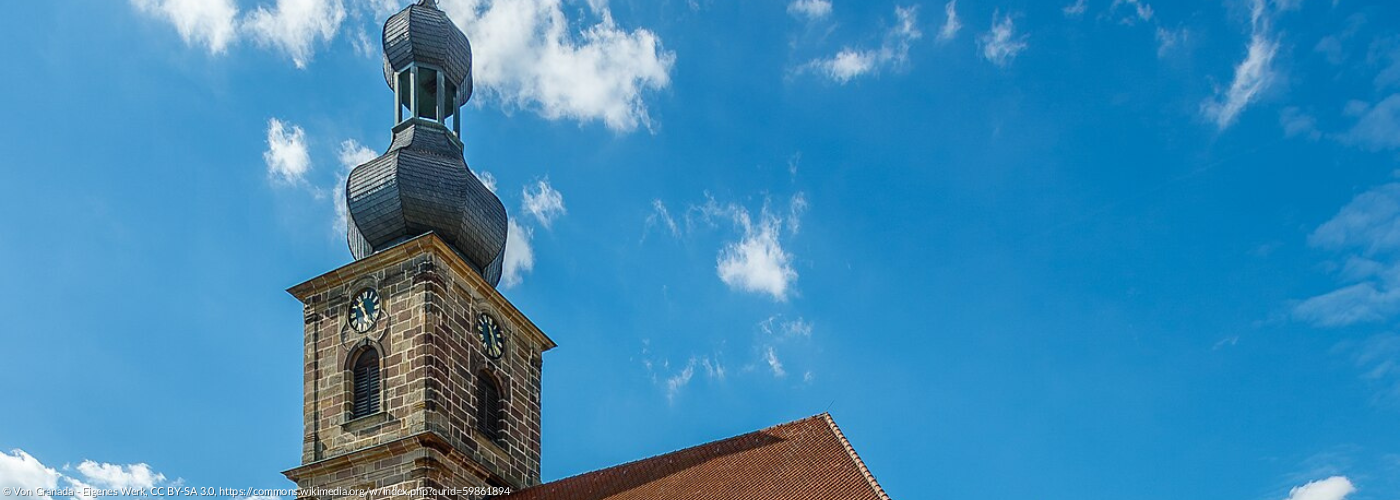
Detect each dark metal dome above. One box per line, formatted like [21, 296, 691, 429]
[382, 0, 473, 105]
[346, 124, 508, 286]
[346, 0, 506, 286]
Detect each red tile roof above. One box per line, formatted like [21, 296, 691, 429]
[501, 413, 890, 500]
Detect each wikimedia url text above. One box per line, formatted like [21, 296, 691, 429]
[0, 487, 514, 498]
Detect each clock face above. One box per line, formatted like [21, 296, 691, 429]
[477, 312, 505, 359]
[349, 288, 382, 333]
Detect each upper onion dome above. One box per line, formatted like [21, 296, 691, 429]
[381, 0, 473, 105]
[345, 0, 506, 286]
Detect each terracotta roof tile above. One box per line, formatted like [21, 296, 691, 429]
[501, 413, 889, 500]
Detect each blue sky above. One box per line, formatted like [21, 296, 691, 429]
[2, 0, 1400, 499]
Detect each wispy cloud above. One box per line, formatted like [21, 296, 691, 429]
[643, 344, 726, 404]
[439, 0, 675, 132]
[332, 139, 377, 236]
[243, 0, 346, 69]
[978, 10, 1028, 67]
[806, 5, 922, 84]
[763, 346, 786, 377]
[756, 315, 814, 380]
[1155, 26, 1188, 58]
[522, 178, 567, 229]
[263, 118, 311, 185]
[1280, 106, 1321, 140]
[1110, 0, 1153, 25]
[788, 0, 832, 20]
[1346, 334, 1400, 406]
[938, 1, 961, 42]
[501, 219, 535, 288]
[645, 199, 681, 239]
[1340, 95, 1400, 151]
[1202, 0, 1279, 130]
[1062, 0, 1087, 18]
[1294, 183, 1400, 327]
[130, 0, 239, 54]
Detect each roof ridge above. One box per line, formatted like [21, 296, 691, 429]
[820, 413, 892, 500]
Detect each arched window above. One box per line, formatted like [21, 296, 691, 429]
[351, 348, 381, 419]
[477, 372, 503, 442]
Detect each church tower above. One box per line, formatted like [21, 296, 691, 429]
[283, 0, 555, 496]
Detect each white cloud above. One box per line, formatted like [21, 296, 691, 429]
[133, 0, 674, 127]
[475, 170, 499, 194]
[0, 450, 60, 500]
[938, 1, 961, 42]
[716, 207, 799, 301]
[1340, 94, 1400, 151]
[501, 219, 534, 288]
[521, 178, 566, 229]
[1284, 477, 1356, 500]
[336, 139, 378, 170]
[814, 50, 876, 84]
[763, 346, 786, 377]
[978, 11, 1028, 67]
[1062, 0, 1087, 18]
[264, 118, 312, 185]
[1202, 0, 1278, 130]
[244, 0, 347, 69]
[332, 139, 377, 235]
[807, 5, 922, 84]
[677, 194, 804, 301]
[130, 0, 239, 54]
[788, 0, 832, 20]
[0, 451, 175, 500]
[438, 0, 675, 132]
[72, 462, 165, 491]
[1295, 183, 1400, 327]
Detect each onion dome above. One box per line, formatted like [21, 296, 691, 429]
[345, 0, 507, 286]
[382, 0, 472, 107]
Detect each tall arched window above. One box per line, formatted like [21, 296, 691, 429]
[351, 348, 381, 418]
[477, 372, 503, 443]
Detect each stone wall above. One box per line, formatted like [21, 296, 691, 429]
[285, 235, 551, 497]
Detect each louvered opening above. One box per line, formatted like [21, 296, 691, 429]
[477, 372, 503, 443]
[352, 349, 381, 419]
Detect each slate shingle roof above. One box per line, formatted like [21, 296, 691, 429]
[382, 0, 473, 103]
[346, 123, 507, 286]
[501, 414, 891, 500]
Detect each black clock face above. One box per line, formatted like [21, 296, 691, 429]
[477, 313, 505, 359]
[349, 288, 382, 333]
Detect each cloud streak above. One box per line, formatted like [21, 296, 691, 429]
[1202, 0, 1278, 130]
[978, 11, 1028, 67]
[806, 6, 922, 84]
